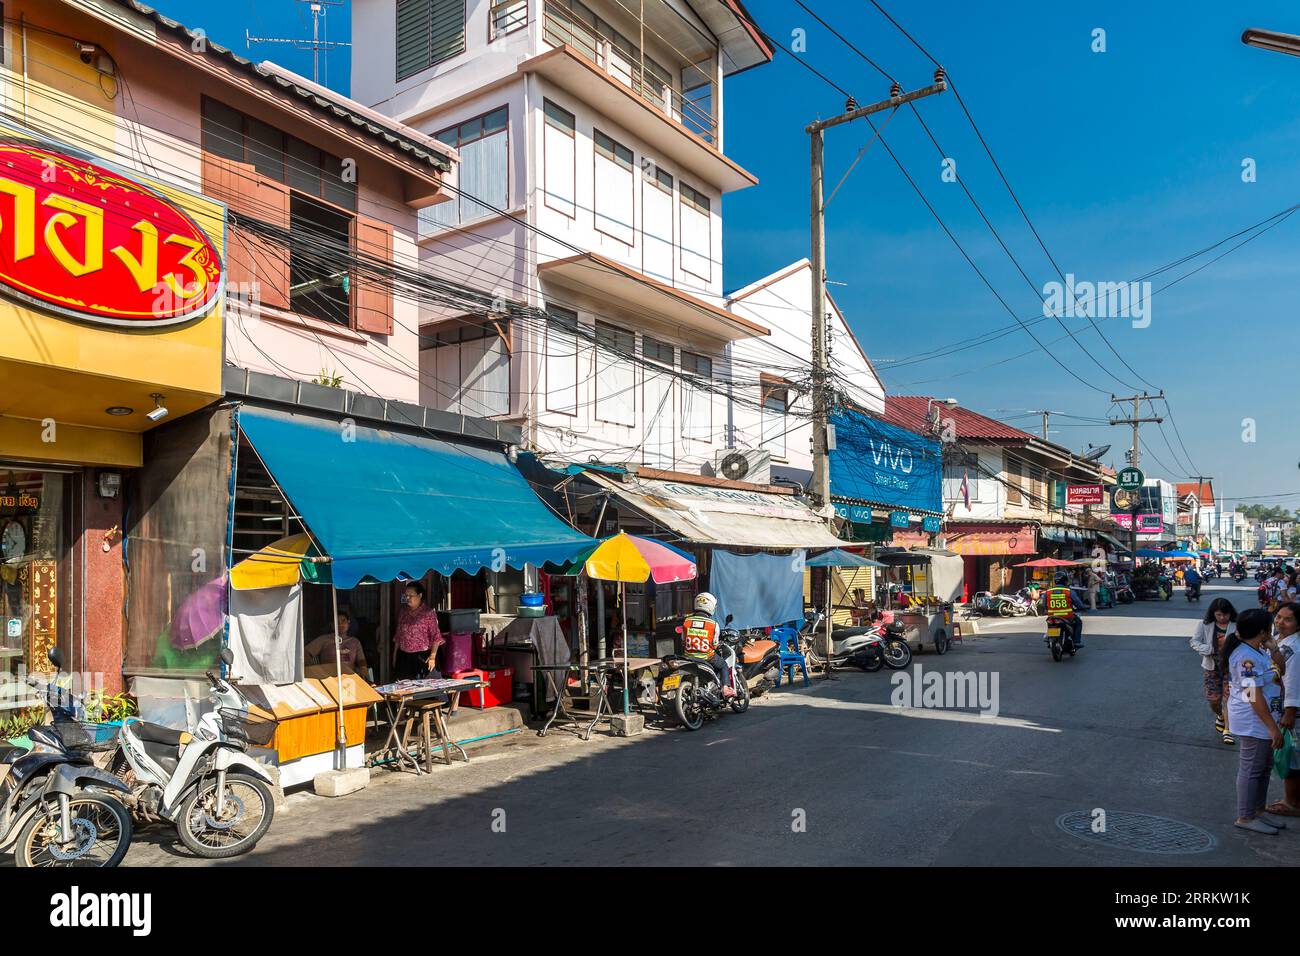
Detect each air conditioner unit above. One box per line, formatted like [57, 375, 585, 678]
[712, 448, 771, 485]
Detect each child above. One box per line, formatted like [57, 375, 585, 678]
[1224, 608, 1288, 833]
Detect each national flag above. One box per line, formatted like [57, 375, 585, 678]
[960, 470, 971, 510]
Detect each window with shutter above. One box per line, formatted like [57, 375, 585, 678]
[641, 165, 673, 282]
[397, 0, 466, 81]
[353, 217, 394, 335]
[595, 321, 635, 426]
[681, 351, 713, 441]
[1005, 454, 1022, 505]
[680, 182, 711, 282]
[545, 307, 579, 415]
[420, 107, 508, 235]
[543, 100, 576, 218]
[594, 130, 634, 245]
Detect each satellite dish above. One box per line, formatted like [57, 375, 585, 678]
[1082, 444, 1111, 462]
[719, 452, 751, 481]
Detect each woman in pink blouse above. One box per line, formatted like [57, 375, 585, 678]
[392, 581, 444, 680]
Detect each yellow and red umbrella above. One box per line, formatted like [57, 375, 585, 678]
[567, 533, 697, 715]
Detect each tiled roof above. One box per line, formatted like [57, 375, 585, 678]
[1176, 482, 1215, 505]
[112, 1, 454, 173]
[883, 397, 1036, 442]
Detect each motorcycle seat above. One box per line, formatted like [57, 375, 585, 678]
[831, 625, 873, 639]
[133, 720, 187, 747]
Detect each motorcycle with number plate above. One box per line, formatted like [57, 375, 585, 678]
[655, 615, 749, 731]
[797, 609, 913, 672]
[108, 648, 278, 859]
[1043, 592, 1080, 662]
[0, 648, 133, 867]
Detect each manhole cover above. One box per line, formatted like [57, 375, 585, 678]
[1055, 810, 1217, 855]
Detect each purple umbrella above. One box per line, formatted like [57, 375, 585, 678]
[171, 576, 226, 650]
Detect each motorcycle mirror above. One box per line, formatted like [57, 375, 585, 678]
[725, 614, 734, 625]
[46, 647, 65, 671]
[220, 647, 235, 667]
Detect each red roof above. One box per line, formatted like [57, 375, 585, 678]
[1176, 482, 1215, 505]
[884, 397, 1036, 442]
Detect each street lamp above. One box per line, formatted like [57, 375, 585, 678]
[1242, 27, 1300, 57]
[927, 397, 958, 436]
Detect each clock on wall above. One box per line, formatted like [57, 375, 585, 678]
[1, 520, 26, 561]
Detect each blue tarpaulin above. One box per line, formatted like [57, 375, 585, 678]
[829, 408, 942, 515]
[237, 406, 594, 589]
[710, 550, 806, 630]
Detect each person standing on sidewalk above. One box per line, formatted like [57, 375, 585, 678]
[1086, 565, 1101, 612]
[1268, 603, 1300, 817]
[1191, 598, 1237, 745]
[1224, 608, 1289, 834]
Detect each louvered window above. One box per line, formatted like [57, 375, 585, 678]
[397, 0, 466, 81]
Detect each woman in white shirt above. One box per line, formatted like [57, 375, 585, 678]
[1190, 598, 1237, 744]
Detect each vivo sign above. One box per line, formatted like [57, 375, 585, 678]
[830, 409, 942, 515]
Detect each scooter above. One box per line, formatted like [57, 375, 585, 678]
[1232, 569, 1247, 583]
[1115, 581, 1136, 604]
[109, 648, 277, 859]
[735, 629, 781, 697]
[0, 648, 133, 867]
[1044, 614, 1081, 662]
[993, 587, 1041, 617]
[793, 609, 913, 672]
[655, 618, 749, 731]
[1185, 580, 1202, 602]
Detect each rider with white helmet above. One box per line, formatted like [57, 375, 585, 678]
[681, 591, 735, 699]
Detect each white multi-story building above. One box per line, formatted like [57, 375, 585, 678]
[353, 0, 785, 475]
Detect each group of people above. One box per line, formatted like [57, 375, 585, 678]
[1192, 596, 1300, 834]
[1259, 565, 1299, 610]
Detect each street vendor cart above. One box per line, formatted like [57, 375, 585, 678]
[874, 548, 965, 654]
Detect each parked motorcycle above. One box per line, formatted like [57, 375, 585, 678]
[109, 648, 277, 859]
[794, 609, 912, 671]
[1044, 615, 1081, 662]
[735, 628, 781, 697]
[656, 617, 749, 731]
[1115, 581, 1136, 604]
[0, 648, 133, 867]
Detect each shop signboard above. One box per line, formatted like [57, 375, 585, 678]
[0, 141, 223, 327]
[1117, 468, 1144, 491]
[1067, 484, 1105, 506]
[829, 408, 943, 515]
[889, 511, 911, 529]
[922, 516, 942, 533]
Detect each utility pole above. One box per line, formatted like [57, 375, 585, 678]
[246, 1, 349, 85]
[808, 71, 947, 510]
[1189, 475, 1214, 552]
[1109, 392, 1164, 557]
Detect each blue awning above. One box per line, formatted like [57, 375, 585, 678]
[236, 406, 594, 589]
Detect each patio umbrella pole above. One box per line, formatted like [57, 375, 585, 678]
[824, 571, 834, 680]
[330, 584, 347, 767]
[621, 580, 629, 715]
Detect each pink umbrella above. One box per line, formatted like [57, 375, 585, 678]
[171, 576, 227, 650]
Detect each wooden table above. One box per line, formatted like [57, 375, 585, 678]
[369, 677, 484, 775]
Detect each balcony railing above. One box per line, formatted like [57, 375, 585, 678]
[542, 0, 718, 144]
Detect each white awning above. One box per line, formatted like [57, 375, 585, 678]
[588, 473, 847, 549]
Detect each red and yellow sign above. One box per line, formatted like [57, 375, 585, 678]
[0, 141, 222, 327]
[944, 523, 1037, 556]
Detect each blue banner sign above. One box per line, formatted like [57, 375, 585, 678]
[830, 408, 942, 515]
[922, 516, 942, 533]
[890, 511, 912, 529]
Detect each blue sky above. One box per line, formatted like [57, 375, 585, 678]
[152, 0, 1300, 510]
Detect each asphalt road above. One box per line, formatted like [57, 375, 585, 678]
[120, 578, 1300, 867]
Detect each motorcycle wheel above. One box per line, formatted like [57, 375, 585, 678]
[857, 648, 885, 672]
[934, 631, 950, 655]
[883, 639, 913, 670]
[15, 793, 133, 868]
[998, 604, 1013, 617]
[729, 675, 750, 714]
[176, 772, 275, 859]
[673, 677, 705, 731]
[1050, 639, 1063, 662]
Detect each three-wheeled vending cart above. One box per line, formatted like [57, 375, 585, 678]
[874, 548, 965, 654]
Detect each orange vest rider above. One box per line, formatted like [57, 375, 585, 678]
[682, 615, 719, 660]
[1046, 586, 1076, 619]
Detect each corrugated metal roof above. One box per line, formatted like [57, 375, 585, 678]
[884, 396, 1036, 442]
[1176, 482, 1215, 505]
[113, 1, 453, 174]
